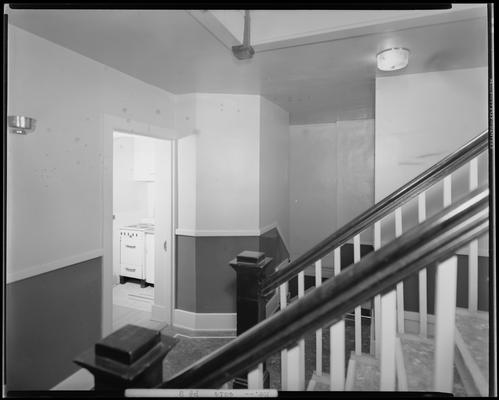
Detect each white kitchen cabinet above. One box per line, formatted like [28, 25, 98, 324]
[133, 136, 156, 181]
[119, 229, 145, 281]
[145, 232, 155, 285]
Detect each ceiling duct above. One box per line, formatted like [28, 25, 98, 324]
[232, 10, 255, 60]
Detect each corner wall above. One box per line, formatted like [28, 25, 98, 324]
[289, 119, 375, 264]
[375, 67, 489, 249]
[175, 94, 291, 315]
[259, 97, 290, 244]
[375, 66, 489, 313]
[6, 25, 177, 390]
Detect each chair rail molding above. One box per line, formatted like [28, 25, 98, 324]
[6, 248, 104, 284]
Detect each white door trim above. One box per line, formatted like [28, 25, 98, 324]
[101, 114, 177, 336]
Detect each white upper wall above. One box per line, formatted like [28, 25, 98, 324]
[375, 67, 488, 201]
[375, 67, 488, 251]
[289, 119, 375, 261]
[7, 25, 177, 281]
[176, 93, 261, 235]
[259, 97, 290, 241]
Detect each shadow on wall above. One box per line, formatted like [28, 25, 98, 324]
[175, 228, 290, 314]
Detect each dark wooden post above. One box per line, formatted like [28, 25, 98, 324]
[230, 250, 273, 389]
[74, 324, 178, 396]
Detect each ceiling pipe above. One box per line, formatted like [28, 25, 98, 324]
[232, 10, 255, 60]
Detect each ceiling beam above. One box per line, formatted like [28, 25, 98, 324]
[188, 10, 241, 50]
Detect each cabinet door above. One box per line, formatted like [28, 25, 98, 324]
[145, 233, 155, 284]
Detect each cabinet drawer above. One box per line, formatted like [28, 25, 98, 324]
[120, 241, 144, 267]
[120, 264, 143, 279]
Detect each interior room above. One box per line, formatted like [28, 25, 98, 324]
[112, 131, 157, 328]
[4, 5, 494, 396]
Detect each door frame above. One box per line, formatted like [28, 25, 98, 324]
[101, 114, 177, 336]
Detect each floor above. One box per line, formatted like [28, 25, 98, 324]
[111, 286, 373, 390]
[266, 316, 372, 389]
[111, 283, 384, 391]
[112, 281, 236, 384]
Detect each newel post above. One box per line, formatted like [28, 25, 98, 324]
[230, 251, 274, 389]
[74, 324, 178, 395]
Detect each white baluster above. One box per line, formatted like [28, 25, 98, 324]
[298, 271, 305, 389]
[434, 256, 458, 392]
[380, 290, 397, 390]
[315, 260, 323, 376]
[248, 363, 264, 389]
[443, 175, 452, 207]
[469, 158, 479, 313]
[286, 345, 302, 390]
[418, 192, 428, 337]
[280, 282, 288, 389]
[330, 247, 345, 390]
[374, 221, 381, 359]
[395, 207, 405, 334]
[354, 234, 362, 355]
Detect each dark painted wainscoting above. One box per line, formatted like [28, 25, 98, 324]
[176, 228, 289, 314]
[287, 243, 489, 314]
[403, 254, 489, 313]
[6, 257, 102, 391]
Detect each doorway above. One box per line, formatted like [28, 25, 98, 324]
[110, 129, 175, 332]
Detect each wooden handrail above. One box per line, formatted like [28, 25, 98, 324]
[261, 129, 489, 295]
[159, 186, 489, 389]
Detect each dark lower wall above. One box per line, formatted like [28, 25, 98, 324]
[196, 236, 259, 313]
[404, 254, 489, 313]
[176, 235, 197, 312]
[6, 258, 102, 391]
[287, 243, 489, 314]
[176, 227, 290, 313]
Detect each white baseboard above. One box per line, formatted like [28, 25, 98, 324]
[173, 309, 236, 333]
[51, 368, 94, 390]
[175, 228, 260, 237]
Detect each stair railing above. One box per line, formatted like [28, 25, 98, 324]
[255, 129, 489, 390]
[76, 130, 490, 395]
[154, 186, 489, 391]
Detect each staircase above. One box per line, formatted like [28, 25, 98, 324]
[339, 311, 488, 396]
[75, 130, 494, 396]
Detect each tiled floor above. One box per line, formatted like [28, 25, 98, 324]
[113, 282, 154, 311]
[265, 316, 372, 389]
[110, 289, 374, 390]
[112, 281, 158, 331]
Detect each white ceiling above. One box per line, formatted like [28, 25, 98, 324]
[209, 6, 484, 48]
[6, 7, 489, 124]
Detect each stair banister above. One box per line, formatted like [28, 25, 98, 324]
[261, 129, 488, 296]
[157, 187, 488, 389]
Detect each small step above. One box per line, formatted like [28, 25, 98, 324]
[400, 334, 435, 391]
[306, 372, 330, 391]
[399, 333, 467, 396]
[345, 352, 380, 391]
[454, 309, 489, 396]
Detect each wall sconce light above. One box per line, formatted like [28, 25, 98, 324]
[376, 48, 410, 71]
[8, 116, 36, 135]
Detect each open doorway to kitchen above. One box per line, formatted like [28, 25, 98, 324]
[111, 130, 174, 331]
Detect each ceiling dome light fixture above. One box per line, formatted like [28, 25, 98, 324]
[376, 48, 410, 71]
